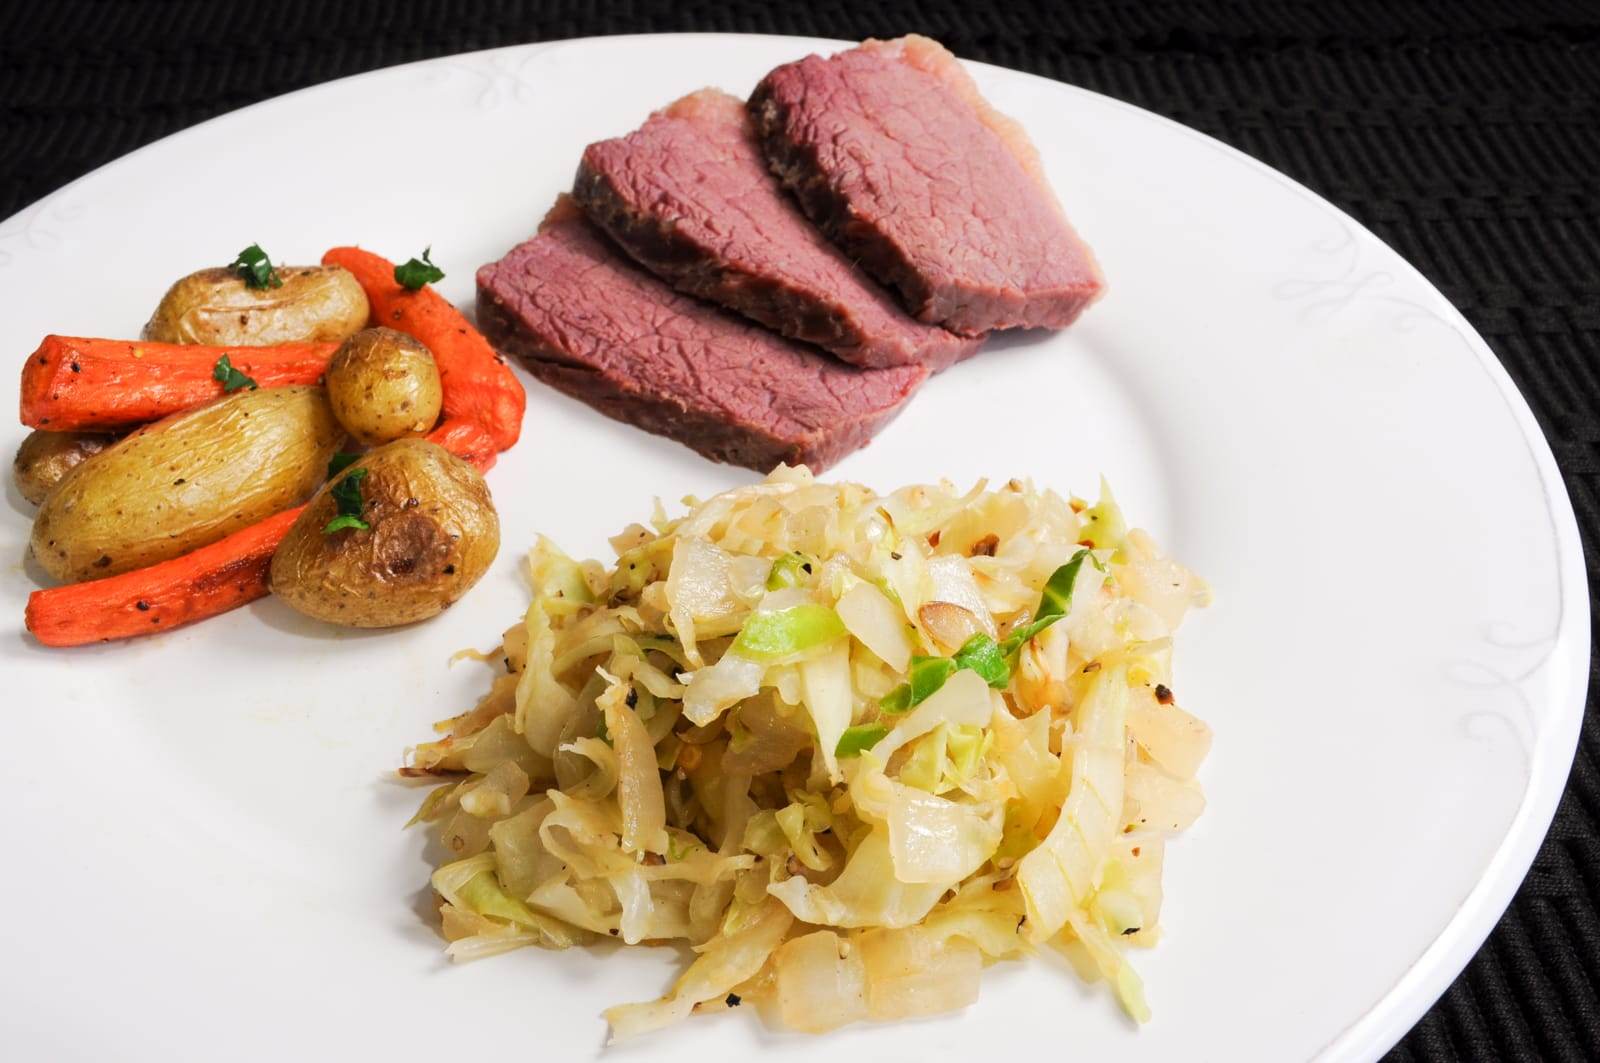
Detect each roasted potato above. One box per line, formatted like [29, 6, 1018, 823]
[325, 328, 443, 445]
[143, 265, 369, 346]
[270, 439, 499, 628]
[31, 385, 342, 582]
[13, 430, 115, 505]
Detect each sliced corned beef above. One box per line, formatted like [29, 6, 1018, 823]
[475, 198, 926, 474]
[575, 89, 979, 371]
[749, 35, 1105, 336]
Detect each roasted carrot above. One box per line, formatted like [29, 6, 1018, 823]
[24, 428, 498, 647]
[24, 507, 303, 646]
[426, 418, 499, 473]
[20, 335, 338, 431]
[322, 247, 525, 450]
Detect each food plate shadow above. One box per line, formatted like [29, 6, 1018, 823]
[246, 594, 411, 641]
[3, 459, 35, 519]
[973, 326, 1070, 356]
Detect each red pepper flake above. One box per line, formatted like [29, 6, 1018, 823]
[927, 529, 941, 548]
[970, 533, 999, 557]
[1155, 684, 1174, 705]
[1077, 538, 1095, 548]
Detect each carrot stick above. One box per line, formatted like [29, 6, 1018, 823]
[322, 247, 525, 451]
[24, 427, 499, 647]
[20, 335, 339, 432]
[24, 507, 303, 646]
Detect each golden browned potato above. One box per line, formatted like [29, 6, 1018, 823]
[142, 265, 369, 346]
[13, 430, 115, 505]
[31, 386, 342, 582]
[270, 439, 499, 628]
[324, 328, 443, 445]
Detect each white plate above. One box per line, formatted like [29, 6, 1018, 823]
[0, 33, 1585, 1063]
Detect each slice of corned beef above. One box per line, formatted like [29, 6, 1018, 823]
[574, 89, 979, 371]
[475, 198, 926, 474]
[749, 35, 1105, 336]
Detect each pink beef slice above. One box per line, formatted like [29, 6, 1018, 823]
[574, 89, 979, 371]
[475, 198, 927, 474]
[749, 35, 1106, 336]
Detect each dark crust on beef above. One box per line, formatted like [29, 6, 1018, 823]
[748, 43, 1105, 336]
[475, 201, 926, 474]
[573, 90, 979, 371]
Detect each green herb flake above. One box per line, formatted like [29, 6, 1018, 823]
[211, 354, 257, 393]
[229, 243, 282, 289]
[880, 655, 958, 714]
[323, 467, 370, 535]
[835, 723, 890, 759]
[394, 246, 445, 291]
[765, 551, 815, 590]
[327, 452, 361, 478]
[879, 548, 1099, 709]
[999, 548, 1095, 654]
[322, 514, 368, 534]
[953, 634, 1010, 688]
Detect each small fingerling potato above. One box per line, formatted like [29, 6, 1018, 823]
[143, 265, 369, 346]
[270, 438, 499, 628]
[13, 430, 116, 505]
[31, 386, 342, 582]
[324, 327, 443, 445]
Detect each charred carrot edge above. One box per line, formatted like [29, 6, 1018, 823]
[20, 335, 339, 431]
[322, 247, 525, 451]
[426, 418, 499, 473]
[24, 429, 497, 647]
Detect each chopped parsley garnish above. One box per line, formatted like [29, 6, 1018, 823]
[211, 354, 257, 392]
[229, 243, 282, 289]
[323, 467, 369, 534]
[394, 246, 445, 290]
[327, 452, 361, 478]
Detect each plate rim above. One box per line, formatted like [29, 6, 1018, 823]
[0, 32, 1587, 1062]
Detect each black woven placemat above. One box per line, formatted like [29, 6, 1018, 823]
[3, 1, 1596, 1058]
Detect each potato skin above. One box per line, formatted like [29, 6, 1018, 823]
[270, 439, 499, 628]
[142, 265, 370, 346]
[325, 328, 443, 445]
[13, 430, 115, 505]
[30, 385, 342, 581]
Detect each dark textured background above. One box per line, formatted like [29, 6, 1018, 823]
[3, 1, 1596, 1058]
